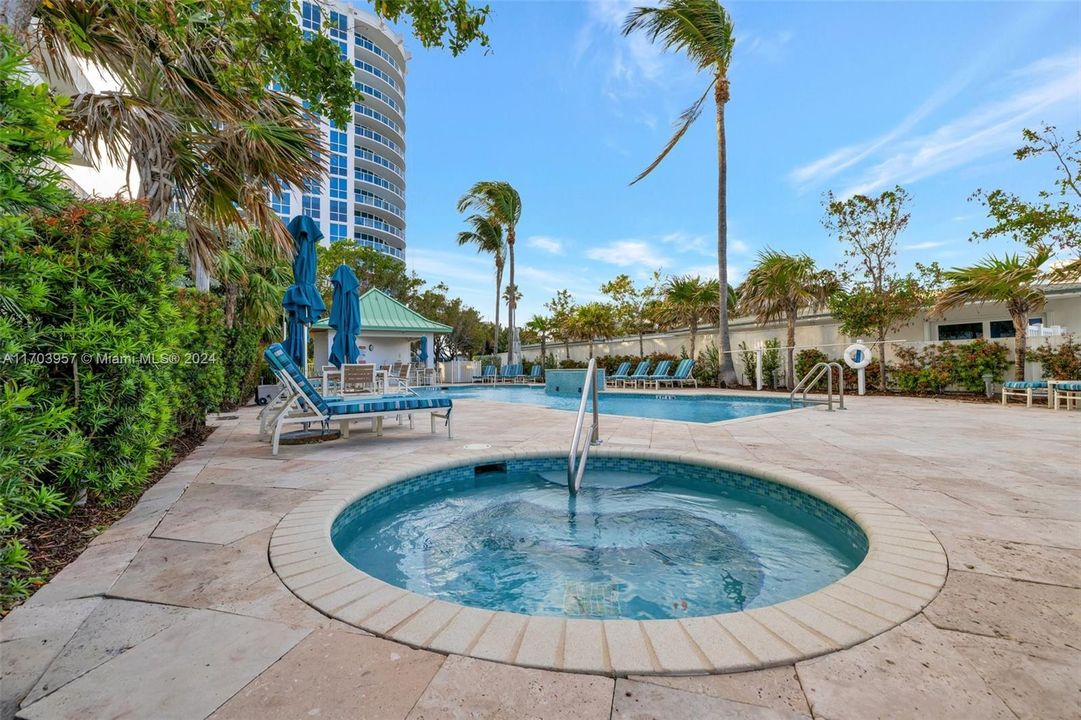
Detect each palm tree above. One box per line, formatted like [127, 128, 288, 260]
[25, 2, 325, 290]
[933, 247, 1052, 381]
[457, 214, 506, 353]
[661, 275, 720, 359]
[457, 181, 523, 362]
[623, 0, 738, 385]
[567, 303, 616, 359]
[525, 315, 554, 365]
[740, 250, 838, 387]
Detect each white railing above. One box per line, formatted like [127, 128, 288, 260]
[567, 358, 601, 495]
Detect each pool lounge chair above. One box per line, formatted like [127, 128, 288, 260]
[495, 364, 514, 383]
[620, 360, 652, 388]
[658, 358, 697, 388]
[1001, 380, 1048, 407]
[640, 360, 673, 389]
[606, 362, 632, 388]
[518, 365, 542, 383]
[471, 365, 496, 383]
[260, 343, 453, 455]
[1052, 380, 1081, 410]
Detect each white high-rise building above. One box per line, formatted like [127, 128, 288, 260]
[272, 1, 408, 261]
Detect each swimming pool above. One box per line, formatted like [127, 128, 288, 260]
[331, 456, 866, 621]
[414, 384, 800, 423]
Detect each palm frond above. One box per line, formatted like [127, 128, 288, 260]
[630, 80, 714, 185]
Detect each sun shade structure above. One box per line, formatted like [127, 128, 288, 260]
[328, 264, 362, 368]
[282, 215, 327, 366]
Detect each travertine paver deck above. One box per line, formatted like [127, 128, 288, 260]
[1, 391, 1079, 719]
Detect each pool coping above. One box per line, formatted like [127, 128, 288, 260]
[270, 448, 947, 676]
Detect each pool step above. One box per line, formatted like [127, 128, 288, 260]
[539, 470, 660, 490]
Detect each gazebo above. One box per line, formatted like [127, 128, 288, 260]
[309, 288, 451, 371]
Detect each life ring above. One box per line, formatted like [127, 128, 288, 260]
[843, 343, 872, 369]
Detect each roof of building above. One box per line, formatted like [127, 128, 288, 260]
[313, 288, 452, 334]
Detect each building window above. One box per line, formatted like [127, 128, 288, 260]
[329, 200, 348, 223]
[330, 223, 347, 242]
[301, 2, 320, 31]
[989, 320, 1015, 339]
[302, 195, 320, 219]
[329, 177, 347, 200]
[303, 177, 320, 195]
[328, 11, 347, 40]
[329, 154, 347, 177]
[937, 322, 983, 341]
[270, 191, 290, 216]
[329, 129, 348, 154]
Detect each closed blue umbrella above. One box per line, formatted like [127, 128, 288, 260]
[282, 216, 327, 366]
[328, 264, 361, 367]
[418, 335, 429, 363]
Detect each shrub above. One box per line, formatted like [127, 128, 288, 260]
[794, 348, 830, 391]
[893, 340, 1008, 393]
[221, 325, 265, 409]
[1027, 336, 1081, 380]
[762, 338, 782, 389]
[692, 343, 720, 387]
[173, 290, 226, 430]
[737, 342, 757, 385]
[558, 359, 588, 369]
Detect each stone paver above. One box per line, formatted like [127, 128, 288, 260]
[627, 666, 812, 717]
[612, 678, 808, 719]
[405, 655, 613, 720]
[1, 396, 1078, 719]
[795, 614, 1016, 719]
[17, 610, 308, 719]
[209, 630, 444, 720]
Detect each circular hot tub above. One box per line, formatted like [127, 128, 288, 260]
[271, 449, 945, 675]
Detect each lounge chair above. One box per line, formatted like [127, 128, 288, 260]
[517, 365, 541, 383]
[1052, 380, 1081, 410]
[640, 360, 673, 389]
[260, 343, 453, 455]
[471, 365, 496, 383]
[497, 364, 520, 383]
[1001, 380, 1048, 407]
[621, 360, 652, 388]
[658, 359, 697, 388]
[606, 362, 632, 388]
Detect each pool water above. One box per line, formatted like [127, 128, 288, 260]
[414, 385, 799, 423]
[332, 459, 866, 620]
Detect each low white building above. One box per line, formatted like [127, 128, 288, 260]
[309, 288, 450, 370]
[523, 283, 1081, 382]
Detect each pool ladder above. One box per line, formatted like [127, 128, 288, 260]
[789, 361, 845, 411]
[567, 357, 601, 495]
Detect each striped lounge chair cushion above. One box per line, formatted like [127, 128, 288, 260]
[1055, 381, 1081, 391]
[1003, 381, 1048, 389]
[326, 397, 453, 416]
[265, 343, 331, 415]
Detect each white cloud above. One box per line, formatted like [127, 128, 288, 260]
[730, 239, 752, 255]
[738, 30, 793, 64]
[586, 240, 670, 269]
[526, 235, 564, 255]
[902, 241, 946, 251]
[660, 231, 709, 254]
[789, 48, 1081, 197]
[408, 248, 495, 287]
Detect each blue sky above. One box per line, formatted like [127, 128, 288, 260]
[382, 0, 1081, 321]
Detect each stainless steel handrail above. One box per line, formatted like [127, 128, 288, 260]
[567, 358, 601, 495]
[789, 361, 845, 411]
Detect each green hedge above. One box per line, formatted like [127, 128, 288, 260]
[894, 340, 1008, 393]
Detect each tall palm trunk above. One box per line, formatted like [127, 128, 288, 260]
[785, 308, 797, 388]
[1010, 302, 1028, 381]
[638, 331, 645, 358]
[715, 79, 738, 386]
[1, 0, 38, 35]
[688, 319, 698, 360]
[506, 228, 516, 364]
[494, 263, 503, 354]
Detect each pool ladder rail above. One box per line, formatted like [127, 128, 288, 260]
[789, 361, 845, 411]
[567, 357, 601, 495]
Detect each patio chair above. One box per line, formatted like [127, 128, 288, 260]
[606, 362, 632, 388]
[340, 363, 377, 394]
[1052, 380, 1081, 410]
[521, 364, 543, 383]
[496, 364, 517, 383]
[387, 363, 411, 391]
[640, 360, 673, 389]
[260, 343, 453, 455]
[1001, 380, 1048, 407]
[471, 365, 496, 383]
[657, 359, 697, 389]
[620, 360, 652, 388]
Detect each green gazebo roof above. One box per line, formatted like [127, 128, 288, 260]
[313, 288, 452, 334]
